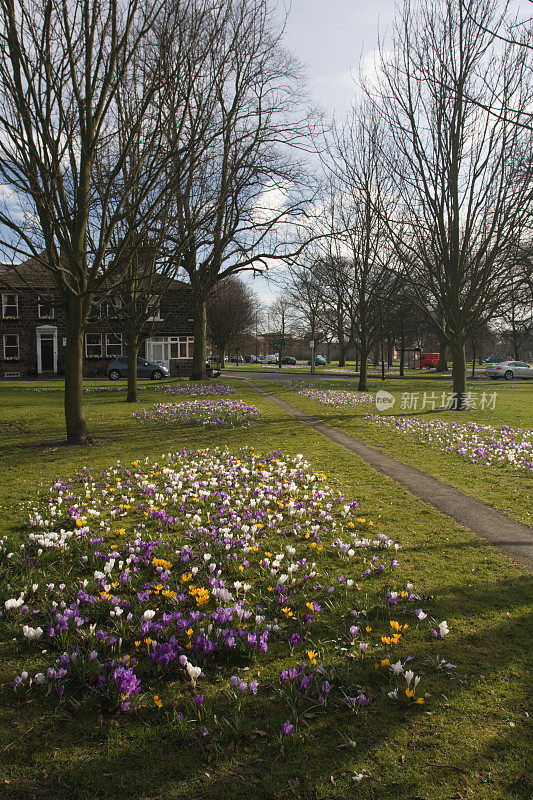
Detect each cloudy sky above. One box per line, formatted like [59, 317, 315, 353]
[282, 0, 396, 117]
[245, 0, 398, 303]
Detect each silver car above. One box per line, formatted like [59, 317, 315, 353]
[485, 360, 533, 380]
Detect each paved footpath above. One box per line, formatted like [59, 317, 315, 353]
[243, 379, 533, 572]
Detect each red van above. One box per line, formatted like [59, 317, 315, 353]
[419, 352, 440, 369]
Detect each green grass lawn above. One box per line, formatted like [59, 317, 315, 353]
[0, 379, 531, 800]
[260, 377, 533, 527]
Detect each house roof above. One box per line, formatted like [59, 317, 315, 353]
[0, 256, 56, 290]
[0, 255, 192, 294]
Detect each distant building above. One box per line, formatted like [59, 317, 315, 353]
[0, 257, 195, 378]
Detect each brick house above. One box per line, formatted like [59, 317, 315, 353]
[0, 258, 196, 379]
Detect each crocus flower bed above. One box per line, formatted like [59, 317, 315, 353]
[164, 382, 236, 396]
[1, 448, 455, 746]
[297, 388, 375, 406]
[364, 414, 533, 472]
[133, 399, 261, 427]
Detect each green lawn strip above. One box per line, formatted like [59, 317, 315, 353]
[0, 380, 530, 800]
[258, 377, 533, 528]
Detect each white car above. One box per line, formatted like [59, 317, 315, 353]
[485, 360, 533, 380]
[264, 354, 279, 364]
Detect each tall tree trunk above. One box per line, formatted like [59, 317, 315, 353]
[399, 320, 405, 377]
[355, 348, 359, 373]
[373, 348, 379, 367]
[437, 341, 448, 372]
[358, 344, 368, 391]
[126, 332, 140, 403]
[64, 294, 90, 443]
[218, 346, 225, 369]
[471, 341, 476, 379]
[338, 342, 346, 368]
[387, 338, 393, 368]
[450, 337, 467, 410]
[191, 300, 207, 381]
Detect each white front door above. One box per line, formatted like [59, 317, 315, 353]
[36, 326, 58, 374]
[146, 339, 170, 371]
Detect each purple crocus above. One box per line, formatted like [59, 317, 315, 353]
[283, 720, 294, 735]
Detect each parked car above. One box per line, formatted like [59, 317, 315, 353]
[307, 355, 327, 366]
[244, 354, 261, 363]
[228, 354, 244, 363]
[484, 354, 510, 363]
[485, 360, 533, 380]
[281, 356, 296, 365]
[105, 356, 169, 380]
[264, 354, 279, 364]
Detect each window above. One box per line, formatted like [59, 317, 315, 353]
[2, 293, 18, 318]
[170, 336, 194, 359]
[85, 333, 103, 357]
[38, 295, 54, 318]
[147, 298, 162, 321]
[3, 334, 19, 359]
[106, 296, 123, 316]
[105, 333, 123, 357]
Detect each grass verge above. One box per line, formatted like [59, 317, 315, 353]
[0, 378, 531, 800]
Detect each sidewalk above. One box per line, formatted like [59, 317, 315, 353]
[244, 379, 533, 572]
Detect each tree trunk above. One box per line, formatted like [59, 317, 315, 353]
[450, 337, 467, 410]
[399, 320, 405, 377]
[64, 295, 90, 443]
[355, 349, 359, 373]
[471, 341, 476, 379]
[358, 345, 368, 391]
[387, 338, 393, 368]
[126, 331, 140, 403]
[437, 341, 448, 372]
[373, 348, 379, 367]
[338, 343, 346, 368]
[218, 346, 225, 369]
[191, 300, 207, 381]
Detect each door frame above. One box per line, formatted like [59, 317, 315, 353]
[36, 325, 58, 374]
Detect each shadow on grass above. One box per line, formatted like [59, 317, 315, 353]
[1, 576, 531, 800]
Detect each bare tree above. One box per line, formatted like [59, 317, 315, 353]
[162, 0, 314, 380]
[101, 1, 219, 403]
[264, 295, 292, 368]
[372, 0, 532, 408]
[206, 276, 258, 367]
[284, 261, 326, 372]
[326, 105, 400, 391]
[459, 0, 533, 132]
[0, 0, 167, 441]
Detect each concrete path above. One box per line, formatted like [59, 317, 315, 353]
[244, 380, 533, 572]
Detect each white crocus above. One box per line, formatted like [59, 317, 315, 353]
[22, 625, 43, 641]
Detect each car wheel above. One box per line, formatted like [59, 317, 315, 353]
[109, 369, 120, 380]
[151, 369, 163, 380]
[504, 370, 513, 380]
[425, 364, 431, 370]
